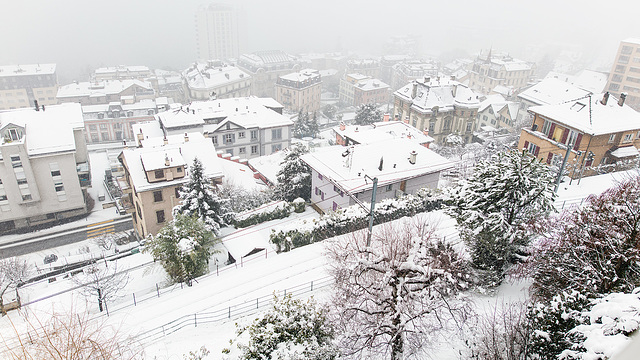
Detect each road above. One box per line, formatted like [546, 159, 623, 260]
[0, 217, 133, 258]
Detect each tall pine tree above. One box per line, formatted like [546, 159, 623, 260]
[174, 157, 226, 235]
[275, 143, 311, 202]
[354, 103, 383, 125]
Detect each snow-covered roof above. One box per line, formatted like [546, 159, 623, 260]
[478, 94, 519, 119]
[518, 78, 591, 106]
[610, 146, 639, 158]
[94, 65, 150, 74]
[354, 78, 390, 91]
[334, 120, 434, 146]
[394, 78, 480, 113]
[239, 50, 297, 67]
[545, 70, 608, 94]
[160, 97, 292, 132]
[622, 38, 640, 45]
[0, 63, 56, 77]
[183, 62, 250, 90]
[247, 151, 286, 185]
[301, 139, 454, 194]
[120, 132, 223, 193]
[279, 69, 321, 83]
[0, 103, 83, 156]
[219, 159, 267, 192]
[57, 79, 153, 98]
[82, 98, 161, 113]
[529, 93, 640, 136]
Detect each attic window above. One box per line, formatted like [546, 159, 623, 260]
[8, 128, 19, 141]
[570, 102, 586, 112]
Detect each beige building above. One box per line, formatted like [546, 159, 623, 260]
[393, 77, 481, 144]
[195, 3, 246, 60]
[345, 59, 380, 78]
[237, 50, 300, 98]
[0, 103, 90, 232]
[57, 79, 156, 106]
[605, 38, 640, 111]
[518, 92, 640, 178]
[0, 64, 58, 111]
[93, 65, 152, 82]
[468, 50, 535, 95]
[275, 69, 322, 113]
[182, 61, 251, 101]
[390, 60, 439, 91]
[118, 132, 224, 238]
[477, 94, 519, 131]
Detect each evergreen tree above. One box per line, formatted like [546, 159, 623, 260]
[308, 111, 319, 138]
[174, 157, 226, 235]
[275, 144, 311, 202]
[448, 150, 555, 284]
[293, 110, 309, 139]
[354, 103, 383, 125]
[144, 214, 216, 284]
[234, 294, 338, 360]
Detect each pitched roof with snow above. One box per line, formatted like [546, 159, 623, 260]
[0, 103, 83, 156]
[334, 120, 434, 146]
[120, 132, 223, 193]
[183, 62, 250, 91]
[518, 77, 591, 106]
[354, 78, 390, 91]
[0, 64, 56, 77]
[529, 93, 640, 136]
[301, 139, 453, 194]
[57, 79, 153, 98]
[394, 78, 480, 113]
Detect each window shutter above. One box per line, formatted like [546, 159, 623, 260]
[549, 123, 556, 139]
[524, 140, 529, 150]
[561, 129, 569, 143]
[546, 152, 553, 164]
[573, 133, 583, 150]
[535, 146, 540, 157]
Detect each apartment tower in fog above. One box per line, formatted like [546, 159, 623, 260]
[195, 3, 246, 61]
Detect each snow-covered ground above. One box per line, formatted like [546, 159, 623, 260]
[1, 160, 637, 358]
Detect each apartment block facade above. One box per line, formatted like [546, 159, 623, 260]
[606, 38, 640, 111]
[0, 64, 58, 111]
[275, 69, 322, 113]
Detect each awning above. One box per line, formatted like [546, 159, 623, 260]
[611, 146, 640, 158]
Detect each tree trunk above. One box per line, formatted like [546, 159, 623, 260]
[390, 271, 404, 360]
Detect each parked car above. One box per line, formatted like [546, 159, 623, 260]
[43, 254, 58, 264]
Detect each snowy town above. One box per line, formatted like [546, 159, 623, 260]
[1, 1, 640, 359]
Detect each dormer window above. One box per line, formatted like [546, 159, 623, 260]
[8, 128, 19, 141]
[155, 169, 164, 179]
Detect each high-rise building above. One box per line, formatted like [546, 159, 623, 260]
[0, 64, 58, 111]
[605, 38, 640, 111]
[195, 3, 245, 61]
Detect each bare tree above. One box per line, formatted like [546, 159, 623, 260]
[0, 257, 31, 316]
[92, 233, 118, 251]
[326, 219, 473, 359]
[2, 305, 142, 359]
[71, 260, 129, 313]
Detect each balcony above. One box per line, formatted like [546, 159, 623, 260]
[76, 162, 91, 189]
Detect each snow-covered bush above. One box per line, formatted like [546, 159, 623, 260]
[270, 188, 446, 252]
[232, 201, 293, 228]
[231, 294, 338, 360]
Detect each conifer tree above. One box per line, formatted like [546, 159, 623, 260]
[293, 110, 309, 139]
[174, 157, 226, 235]
[354, 103, 383, 125]
[275, 144, 311, 202]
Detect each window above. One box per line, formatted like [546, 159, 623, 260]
[527, 142, 539, 155]
[318, 173, 323, 180]
[609, 134, 616, 143]
[177, 167, 182, 173]
[332, 201, 338, 211]
[224, 134, 233, 143]
[238, 131, 245, 139]
[175, 187, 181, 198]
[153, 190, 163, 202]
[466, 122, 472, 132]
[622, 45, 633, 55]
[386, 184, 393, 192]
[155, 169, 164, 179]
[624, 133, 634, 142]
[156, 210, 165, 224]
[443, 117, 452, 131]
[619, 55, 630, 64]
[251, 145, 258, 154]
[9, 128, 19, 141]
[99, 124, 108, 130]
[11, 155, 21, 168]
[251, 130, 258, 140]
[428, 121, 435, 132]
[148, 109, 155, 115]
[612, 74, 624, 82]
[239, 147, 246, 154]
[609, 83, 620, 92]
[271, 144, 282, 152]
[0, 195, 7, 201]
[54, 181, 64, 192]
[272, 128, 282, 140]
[22, 194, 32, 201]
[615, 65, 626, 73]
[212, 136, 218, 145]
[127, 111, 134, 117]
[482, 115, 488, 121]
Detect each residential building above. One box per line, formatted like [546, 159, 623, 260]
[0, 103, 90, 232]
[345, 59, 380, 78]
[390, 60, 439, 91]
[545, 69, 608, 94]
[195, 3, 246, 60]
[118, 132, 224, 238]
[477, 94, 519, 131]
[339, 73, 389, 107]
[92, 65, 152, 82]
[148, 69, 186, 103]
[517, 77, 592, 123]
[380, 55, 412, 85]
[393, 77, 481, 144]
[82, 98, 170, 143]
[333, 119, 434, 148]
[0, 64, 58, 111]
[182, 61, 251, 101]
[275, 69, 322, 113]
[301, 138, 453, 214]
[56, 79, 156, 106]
[518, 92, 640, 178]
[605, 38, 640, 111]
[237, 50, 300, 98]
[468, 50, 535, 95]
[134, 96, 292, 159]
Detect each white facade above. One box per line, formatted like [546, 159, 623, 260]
[195, 3, 245, 60]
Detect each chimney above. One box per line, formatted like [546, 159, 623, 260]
[450, 75, 456, 81]
[383, 113, 390, 122]
[404, 116, 409, 124]
[339, 121, 346, 131]
[378, 157, 384, 171]
[412, 81, 418, 98]
[452, 84, 458, 97]
[409, 150, 417, 164]
[619, 93, 627, 107]
[424, 76, 430, 83]
[184, 132, 189, 142]
[163, 136, 168, 145]
[137, 128, 144, 147]
[34, 100, 39, 111]
[164, 153, 170, 167]
[601, 92, 609, 105]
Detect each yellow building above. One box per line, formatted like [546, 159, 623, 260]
[606, 38, 640, 111]
[0, 64, 58, 111]
[275, 69, 322, 113]
[518, 92, 640, 178]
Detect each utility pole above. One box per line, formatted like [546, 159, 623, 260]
[554, 139, 575, 193]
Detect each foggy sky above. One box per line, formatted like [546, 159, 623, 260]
[1, 0, 637, 83]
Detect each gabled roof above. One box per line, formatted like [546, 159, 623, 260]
[301, 139, 453, 194]
[57, 79, 153, 98]
[394, 78, 480, 113]
[518, 77, 591, 106]
[183, 62, 250, 90]
[334, 120, 434, 145]
[529, 93, 640, 136]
